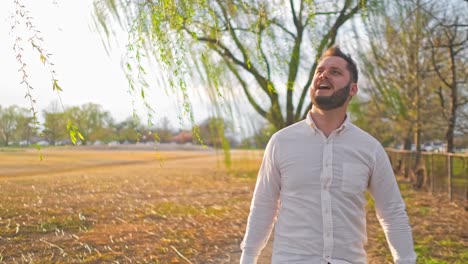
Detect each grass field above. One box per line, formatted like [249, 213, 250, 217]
[0, 147, 466, 263]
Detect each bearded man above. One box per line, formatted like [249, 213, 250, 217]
[240, 46, 417, 264]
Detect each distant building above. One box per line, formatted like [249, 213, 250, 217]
[172, 131, 193, 144]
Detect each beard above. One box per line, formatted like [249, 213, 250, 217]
[311, 82, 351, 111]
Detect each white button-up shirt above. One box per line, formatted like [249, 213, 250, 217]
[240, 114, 416, 264]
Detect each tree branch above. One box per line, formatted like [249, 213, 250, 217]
[285, 0, 305, 125]
[214, 0, 275, 99]
[223, 57, 268, 118]
[290, 0, 299, 28]
[257, 28, 272, 80]
[271, 19, 296, 38]
[428, 37, 453, 89]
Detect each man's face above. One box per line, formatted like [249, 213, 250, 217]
[310, 56, 356, 111]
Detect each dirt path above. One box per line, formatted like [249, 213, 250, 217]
[221, 180, 468, 263]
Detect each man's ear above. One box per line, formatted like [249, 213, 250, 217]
[350, 83, 358, 97]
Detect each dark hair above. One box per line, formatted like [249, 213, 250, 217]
[320, 46, 358, 83]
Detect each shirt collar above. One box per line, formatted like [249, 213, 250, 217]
[337, 115, 350, 134]
[306, 111, 350, 135]
[306, 112, 319, 134]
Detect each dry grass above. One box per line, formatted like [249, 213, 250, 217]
[365, 181, 468, 264]
[0, 148, 466, 263]
[0, 148, 262, 263]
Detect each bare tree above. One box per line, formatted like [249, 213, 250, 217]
[358, 0, 438, 148]
[355, 0, 451, 188]
[425, 3, 468, 152]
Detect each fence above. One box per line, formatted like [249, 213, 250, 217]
[386, 149, 468, 206]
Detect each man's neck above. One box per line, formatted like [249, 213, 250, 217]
[310, 106, 347, 137]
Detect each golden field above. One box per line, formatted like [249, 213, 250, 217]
[0, 147, 466, 263]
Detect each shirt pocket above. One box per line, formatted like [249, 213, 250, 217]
[341, 163, 369, 194]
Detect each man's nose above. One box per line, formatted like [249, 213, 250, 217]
[319, 70, 329, 79]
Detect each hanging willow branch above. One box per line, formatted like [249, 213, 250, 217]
[10, 0, 83, 145]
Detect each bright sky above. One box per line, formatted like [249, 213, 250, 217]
[0, 0, 207, 129]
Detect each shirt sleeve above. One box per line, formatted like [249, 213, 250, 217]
[368, 145, 417, 264]
[240, 134, 281, 264]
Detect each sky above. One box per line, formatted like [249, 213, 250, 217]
[0, 0, 208, 130]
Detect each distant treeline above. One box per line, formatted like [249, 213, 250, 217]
[0, 103, 271, 149]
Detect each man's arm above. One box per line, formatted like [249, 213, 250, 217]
[240, 134, 281, 264]
[368, 146, 417, 264]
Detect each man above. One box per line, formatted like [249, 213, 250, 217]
[240, 46, 417, 264]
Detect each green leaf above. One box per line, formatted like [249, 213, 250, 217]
[77, 132, 85, 141]
[34, 144, 43, 161]
[66, 120, 84, 145]
[52, 80, 62, 91]
[40, 54, 46, 65]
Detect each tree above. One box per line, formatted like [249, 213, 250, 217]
[0, 105, 32, 146]
[43, 111, 68, 145]
[15, 110, 36, 146]
[356, 0, 467, 152]
[356, 0, 441, 188]
[42, 102, 68, 145]
[196, 116, 233, 167]
[355, 0, 467, 187]
[241, 122, 277, 149]
[155, 117, 174, 143]
[425, 3, 468, 152]
[357, 0, 437, 152]
[66, 103, 113, 145]
[197, 117, 231, 148]
[93, 0, 370, 131]
[115, 116, 141, 143]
